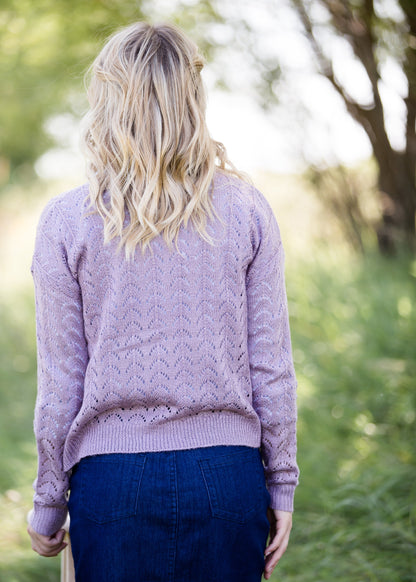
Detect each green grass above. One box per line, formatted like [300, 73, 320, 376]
[0, 289, 62, 578]
[280, 249, 416, 581]
[0, 247, 415, 581]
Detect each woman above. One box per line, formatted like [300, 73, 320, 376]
[27, 21, 299, 581]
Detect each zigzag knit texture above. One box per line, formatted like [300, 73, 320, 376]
[29, 169, 299, 536]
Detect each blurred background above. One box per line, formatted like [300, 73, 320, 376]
[1, 0, 415, 580]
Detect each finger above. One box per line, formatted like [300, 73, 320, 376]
[263, 553, 283, 579]
[44, 542, 68, 554]
[263, 512, 293, 579]
[33, 542, 68, 557]
[32, 539, 60, 553]
[31, 534, 68, 554]
[50, 529, 66, 544]
[264, 551, 284, 581]
[264, 517, 292, 553]
[264, 526, 288, 555]
[35, 529, 66, 551]
[267, 537, 289, 565]
[265, 534, 281, 554]
[264, 530, 290, 556]
[265, 526, 276, 549]
[47, 542, 68, 556]
[263, 536, 289, 576]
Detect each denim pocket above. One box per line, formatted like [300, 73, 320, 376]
[198, 448, 266, 524]
[76, 454, 147, 524]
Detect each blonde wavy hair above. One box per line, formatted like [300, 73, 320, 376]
[80, 21, 250, 260]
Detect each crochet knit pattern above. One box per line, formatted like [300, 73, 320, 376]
[29, 170, 299, 535]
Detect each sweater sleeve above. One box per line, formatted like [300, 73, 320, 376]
[246, 189, 299, 512]
[29, 200, 89, 536]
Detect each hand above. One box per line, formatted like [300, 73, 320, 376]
[263, 508, 293, 580]
[27, 524, 68, 557]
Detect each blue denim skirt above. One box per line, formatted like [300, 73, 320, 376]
[68, 445, 271, 582]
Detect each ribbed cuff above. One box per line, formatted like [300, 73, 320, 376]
[267, 484, 296, 512]
[29, 504, 68, 536]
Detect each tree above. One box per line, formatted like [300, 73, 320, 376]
[3, 0, 414, 254]
[289, 0, 416, 253]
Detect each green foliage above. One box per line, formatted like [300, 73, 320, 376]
[0, 0, 227, 180]
[279, 250, 416, 581]
[0, 0, 145, 176]
[0, 553, 60, 582]
[0, 291, 37, 492]
[0, 249, 415, 580]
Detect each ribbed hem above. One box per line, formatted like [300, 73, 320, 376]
[267, 484, 296, 512]
[64, 411, 261, 471]
[29, 504, 68, 537]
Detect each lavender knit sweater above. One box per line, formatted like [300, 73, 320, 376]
[29, 170, 299, 536]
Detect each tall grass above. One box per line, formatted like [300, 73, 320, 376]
[280, 250, 416, 581]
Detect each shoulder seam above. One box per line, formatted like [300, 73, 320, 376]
[31, 257, 80, 299]
[249, 185, 274, 248]
[53, 198, 77, 246]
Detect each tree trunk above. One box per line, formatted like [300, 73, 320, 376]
[291, 0, 416, 254]
[376, 151, 416, 253]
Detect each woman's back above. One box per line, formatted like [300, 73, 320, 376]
[31, 169, 297, 514]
